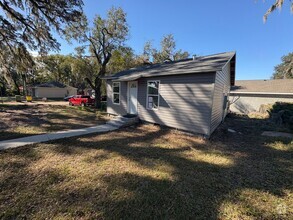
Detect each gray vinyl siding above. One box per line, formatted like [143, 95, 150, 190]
[106, 80, 128, 115]
[210, 61, 231, 134]
[137, 73, 215, 135]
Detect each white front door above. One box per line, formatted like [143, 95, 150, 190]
[128, 81, 138, 114]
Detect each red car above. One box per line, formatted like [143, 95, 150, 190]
[69, 95, 95, 106]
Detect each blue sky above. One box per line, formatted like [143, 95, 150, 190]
[56, 0, 293, 80]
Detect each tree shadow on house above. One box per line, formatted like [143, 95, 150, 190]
[0, 116, 292, 219]
[137, 76, 213, 136]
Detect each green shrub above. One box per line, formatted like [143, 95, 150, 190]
[270, 102, 293, 113]
[269, 102, 293, 131]
[100, 102, 107, 111]
[15, 95, 21, 102]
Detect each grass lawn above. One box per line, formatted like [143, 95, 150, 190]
[0, 104, 108, 141]
[0, 114, 292, 219]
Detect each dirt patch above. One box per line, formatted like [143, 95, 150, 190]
[0, 104, 108, 141]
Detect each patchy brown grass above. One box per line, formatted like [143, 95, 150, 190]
[0, 115, 292, 219]
[0, 104, 108, 141]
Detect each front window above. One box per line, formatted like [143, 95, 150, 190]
[112, 82, 120, 104]
[147, 81, 160, 110]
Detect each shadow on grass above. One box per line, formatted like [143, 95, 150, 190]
[0, 115, 292, 219]
[0, 131, 40, 141]
[0, 104, 31, 111]
[0, 104, 108, 141]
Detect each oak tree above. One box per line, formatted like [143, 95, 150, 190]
[66, 7, 129, 108]
[0, 0, 83, 93]
[143, 34, 189, 64]
[272, 52, 293, 79]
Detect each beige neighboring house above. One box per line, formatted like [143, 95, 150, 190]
[229, 79, 293, 114]
[31, 81, 77, 98]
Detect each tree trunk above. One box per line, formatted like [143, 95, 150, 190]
[12, 77, 20, 95]
[22, 74, 27, 96]
[85, 76, 102, 109]
[94, 76, 102, 109]
[0, 81, 6, 96]
[84, 63, 107, 109]
[94, 88, 101, 108]
[2, 68, 17, 93]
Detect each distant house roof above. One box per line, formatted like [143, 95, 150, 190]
[231, 79, 293, 94]
[103, 51, 236, 85]
[34, 81, 66, 88]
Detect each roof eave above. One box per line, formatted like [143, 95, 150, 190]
[109, 70, 220, 81]
[230, 91, 293, 95]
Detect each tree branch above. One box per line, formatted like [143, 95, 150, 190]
[84, 77, 95, 90]
[0, 1, 37, 32]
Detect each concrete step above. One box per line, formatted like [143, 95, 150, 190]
[106, 116, 139, 128]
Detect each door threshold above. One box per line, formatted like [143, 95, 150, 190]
[123, 114, 138, 118]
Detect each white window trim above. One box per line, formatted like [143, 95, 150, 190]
[112, 82, 120, 105]
[146, 80, 160, 110]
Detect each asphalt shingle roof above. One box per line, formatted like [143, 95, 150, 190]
[103, 51, 236, 81]
[231, 79, 293, 94]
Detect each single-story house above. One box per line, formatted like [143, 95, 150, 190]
[229, 79, 293, 114]
[31, 81, 77, 98]
[103, 51, 236, 137]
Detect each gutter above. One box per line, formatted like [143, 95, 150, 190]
[230, 92, 293, 95]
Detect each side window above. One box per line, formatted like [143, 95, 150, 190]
[112, 82, 120, 104]
[147, 81, 160, 110]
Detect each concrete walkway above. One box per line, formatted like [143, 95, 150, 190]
[261, 131, 293, 139]
[0, 116, 138, 151]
